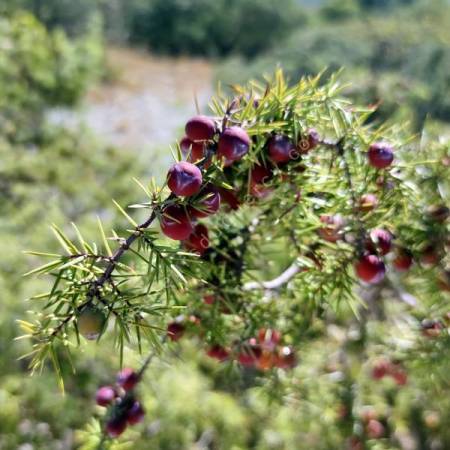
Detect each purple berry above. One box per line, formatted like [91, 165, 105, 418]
[368, 142, 394, 169]
[96, 385, 116, 407]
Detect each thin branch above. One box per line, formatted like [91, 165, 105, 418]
[49, 210, 157, 339]
[243, 260, 304, 291]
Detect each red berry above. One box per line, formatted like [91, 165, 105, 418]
[421, 319, 443, 337]
[318, 214, 344, 243]
[367, 419, 385, 439]
[189, 185, 221, 218]
[390, 368, 407, 386]
[106, 416, 127, 438]
[307, 128, 320, 149]
[250, 164, 273, 198]
[258, 328, 281, 351]
[184, 223, 209, 255]
[180, 136, 205, 162]
[160, 204, 193, 240]
[268, 135, 297, 163]
[359, 194, 378, 212]
[217, 187, 240, 210]
[275, 346, 297, 369]
[257, 351, 276, 371]
[126, 401, 145, 425]
[421, 245, 440, 266]
[185, 115, 215, 142]
[217, 127, 251, 166]
[167, 161, 202, 197]
[393, 248, 413, 272]
[207, 345, 230, 362]
[298, 128, 320, 153]
[167, 321, 185, 341]
[117, 368, 139, 391]
[348, 436, 363, 450]
[368, 142, 394, 169]
[237, 339, 262, 367]
[95, 386, 116, 407]
[369, 229, 393, 255]
[355, 254, 386, 284]
[360, 407, 377, 423]
[203, 294, 216, 305]
[372, 359, 390, 380]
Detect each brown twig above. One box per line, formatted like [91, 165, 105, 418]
[243, 260, 305, 291]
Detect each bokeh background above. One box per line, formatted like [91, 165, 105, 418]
[1, 1, 450, 449]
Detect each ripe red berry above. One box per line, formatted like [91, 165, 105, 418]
[372, 359, 390, 380]
[390, 368, 407, 386]
[126, 401, 145, 425]
[318, 214, 344, 243]
[117, 368, 139, 391]
[167, 321, 185, 341]
[348, 436, 363, 450]
[421, 319, 443, 337]
[217, 126, 251, 166]
[257, 351, 276, 371]
[367, 419, 385, 439]
[369, 229, 393, 255]
[298, 128, 320, 153]
[160, 204, 193, 240]
[275, 346, 297, 369]
[180, 136, 205, 162]
[217, 187, 240, 210]
[307, 128, 320, 149]
[268, 134, 297, 163]
[207, 345, 230, 362]
[250, 164, 273, 198]
[167, 161, 202, 197]
[106, 416, 127, 438]
[359, 194, 378, 212]
[393, 248, 413, 272]
[95, 386, 116, 407]
[237, 338, 262, 368]
[184, 223, 209, 255]
[368, 142, 394, 169]
[258, 328, 281, 352]
[185, 115, 215, 142]
[360, 407, 377, 423]
[355, 254, 386, 284]
[203, 294, 216, 305]
[421, 245, 441, 266]
[189, 185, 221, 218]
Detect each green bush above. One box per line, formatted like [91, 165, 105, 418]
[130, 0, 306, 57]
[0, 12, 103, 143]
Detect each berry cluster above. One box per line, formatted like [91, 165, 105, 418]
[317, 144, 449, 287]
[95, 368, 144, 438]
[167, 316, 297, 371]
[160, 115, 320, 254]
[204, 328, 297, 370]
[161, 113, 437, 295]
[371, 359, 408, 386]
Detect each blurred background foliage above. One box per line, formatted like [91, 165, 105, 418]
[0, 0, 449, 449]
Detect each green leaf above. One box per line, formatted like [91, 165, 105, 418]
[112, 199, 138, 227]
